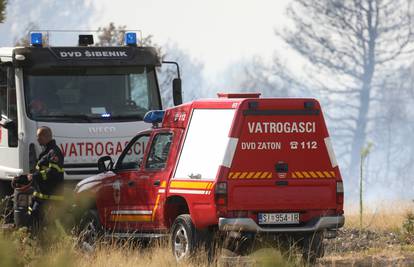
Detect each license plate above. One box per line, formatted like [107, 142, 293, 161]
[258, 213, 300, 224]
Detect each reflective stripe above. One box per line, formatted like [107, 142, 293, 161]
[40, 170, 47, 180]
[33, 191, 64, 201]
[48, 163, 64, 173]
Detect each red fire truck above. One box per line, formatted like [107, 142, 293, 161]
[74, 93, 344, 262]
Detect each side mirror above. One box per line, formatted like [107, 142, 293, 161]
[97, 156, 114, 172]
[172, 78, 182, 106]
[0, 116, 15, 130]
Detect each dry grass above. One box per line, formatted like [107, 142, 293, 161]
[344, 200, 414, 231]
[2, 200, 414, 266]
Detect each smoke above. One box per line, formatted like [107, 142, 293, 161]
[0, 0, 97, 46]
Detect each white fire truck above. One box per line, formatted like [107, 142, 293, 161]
[0, 32, 182, 197]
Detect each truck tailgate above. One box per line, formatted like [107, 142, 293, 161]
[226, 99, 339, 212]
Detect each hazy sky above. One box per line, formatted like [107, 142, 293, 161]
[0, 0, 291, 78]
[92, 0, 291, 77]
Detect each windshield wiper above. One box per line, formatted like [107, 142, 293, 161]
[34, 114, 93, 122]
[102, 114, 144, 121]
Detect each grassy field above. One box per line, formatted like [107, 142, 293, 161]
[1, 201, 414, 267]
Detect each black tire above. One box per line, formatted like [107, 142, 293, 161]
[171, 214, 203, 261]
[301, 232, 324, 264]
[223, 234, 255, 256]
[78, 209, 103, 251]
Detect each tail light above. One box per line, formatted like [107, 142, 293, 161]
[336, 181, 344, 205]
[215, 182, 227, 216]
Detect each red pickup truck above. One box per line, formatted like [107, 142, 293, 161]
[74, 93, 344, 262]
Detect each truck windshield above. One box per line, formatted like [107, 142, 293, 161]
[23, 66, 161, 122]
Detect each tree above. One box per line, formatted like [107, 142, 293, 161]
[1, 0, 95, 46]
[280, 0, 414, 184]
[0, 0, 6, 23]
[95, 23, 205, 107]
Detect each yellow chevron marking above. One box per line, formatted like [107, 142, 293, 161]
[239, 172, 248, 179]
[161, 181, 167, 188]
[302, 172, 311, 178]
[254, 172, 262, 179]
[246, 172, 255, 179]
[260, 172, 269, 178]
[309, 171, 318, 178]
[228, 172, 234, 179]
[267, 172, 273, 179]
[170, 181, 212, 189]
[295, 172, 304, 178]
[323, 171, 332, 178]
[292, 173, 297, 178]
[330, 171, 335, 177]
[316, 171, 324, 178]
[233, 172, 241, 179]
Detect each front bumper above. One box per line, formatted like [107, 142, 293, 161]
[219, 215, 345, 233]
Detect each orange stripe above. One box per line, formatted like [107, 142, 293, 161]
[247, 172, 255, 179]
[260, 172, 269, 178]
[330, 171, 335, 177]
[295, 172, 304, 178]
[228, 172, 234, 179]
[267, 172, 272, 179]
[160, 181, 167, 188]
[254, 172, 262, 179]
[110, 215, 152, 222]
[316, 171, 324, 178]
[152, 194, 161, 221]
[302, 172, 310, 178]
[239, 172, 248, 179]
[292, 173, 297, 178]
[309, 171, 318, 178]
[233, 172, 241, 179]
[323, 171, 332, 178]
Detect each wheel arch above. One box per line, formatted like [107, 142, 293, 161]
[164, 195, 191, 228]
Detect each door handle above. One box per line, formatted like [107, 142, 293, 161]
[127, 180, 136, 187]
[153, 180, 160, 186]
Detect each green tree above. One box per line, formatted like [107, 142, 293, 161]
[0, 0, 6, 23]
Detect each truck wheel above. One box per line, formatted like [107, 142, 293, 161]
[223, 234, 255, 256]
[78, 209, 103, 251]
[171, 214, 199, 261]
[301, 232, 324, 264]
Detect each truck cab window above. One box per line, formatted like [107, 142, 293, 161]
[24, 66, 161, 122]
[116, 134, 150, 170]
[146, 133, 172, 170]
[0, 67, 7, 116]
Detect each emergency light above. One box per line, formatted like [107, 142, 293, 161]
[30, 32, 43, 47]
[125, 32, 137, 46]
[144, 110, 165, 124]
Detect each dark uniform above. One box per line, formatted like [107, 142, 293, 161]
[29, 139, 64, 231]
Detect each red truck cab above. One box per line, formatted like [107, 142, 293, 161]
[75, 93, 344, 262]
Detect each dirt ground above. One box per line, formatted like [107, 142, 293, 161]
[320, 227, 414, 266]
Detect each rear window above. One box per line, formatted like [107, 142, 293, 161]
[173, 109, 235, 180]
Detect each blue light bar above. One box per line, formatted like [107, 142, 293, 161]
[144, 110, 165, 124]
[125, 32, 137, 46]
[30, 32, 43, 47]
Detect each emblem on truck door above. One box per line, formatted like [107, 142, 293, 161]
[88, 126, 116, 135]
[112, 180, 121, 205]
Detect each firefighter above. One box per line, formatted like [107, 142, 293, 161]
[28, 126, 64, 233]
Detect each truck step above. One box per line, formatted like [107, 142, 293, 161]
[104, 232, 168, 239]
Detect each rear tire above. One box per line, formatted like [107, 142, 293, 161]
[301, 232, 324, 264]
[171, 214, 202, 261]
[78, 209, 103, 251]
